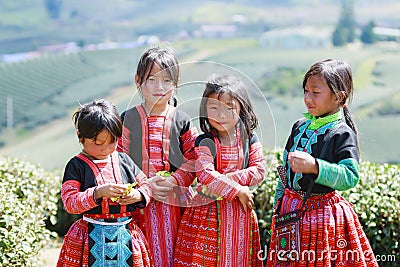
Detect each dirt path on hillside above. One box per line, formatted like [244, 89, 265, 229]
[180, 45, 233, 63]
[40, 245, 61, 266]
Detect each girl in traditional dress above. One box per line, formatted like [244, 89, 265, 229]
[173, 74, 266, 267]
[118, 46, 198, 267]
[57, 99, 153, 267]
[267, 59, 378, 266]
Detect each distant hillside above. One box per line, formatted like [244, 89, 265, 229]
[1, 0, 400, 54]
[0, 38, 399, 168]
[1, 0, 400, 167]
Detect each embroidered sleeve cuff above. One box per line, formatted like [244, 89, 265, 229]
[92, 186, 102, 205]
[137, 188, 151, 206]
[85, 186, 100, 209]
[172, 171, 186, 187]
[224, 183, 241, 201]
[315, 158, 360, 191]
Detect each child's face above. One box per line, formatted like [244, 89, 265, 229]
[80, 129, 117, 160]
[304, 75, 341, 118]
[137, 63, 176, 109]
[206, 93, 240, 136]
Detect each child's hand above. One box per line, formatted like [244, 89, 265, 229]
[288, 151, 319, 175]
[237, 185, 254, 211]
[148, 175, 176, 201]
[94, 183, 127, 200]
[116, 189, 143, 205]
[111, 182, 138, 202]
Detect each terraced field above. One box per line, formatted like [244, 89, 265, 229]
[0, 38, 399, 168]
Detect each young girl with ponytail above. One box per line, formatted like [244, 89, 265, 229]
[267, 59, 378, 266]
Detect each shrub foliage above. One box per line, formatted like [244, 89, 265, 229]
[342, 161, 400, 259]
[0, 157, 60, 266]
[254, 149, 281, 255]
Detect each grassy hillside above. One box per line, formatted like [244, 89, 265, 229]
[0, 48, 141, 129]
[1, 0, 400, 169]
[0, 38, 399, 169]
[1, 0, 400, 53]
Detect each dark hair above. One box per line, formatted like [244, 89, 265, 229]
[136, 45, 179, 107]
[73, 99, 122, 143]
[303, 59, 359, 144]
[199, 74, 258, 138]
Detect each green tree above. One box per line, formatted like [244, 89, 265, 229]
[332, 0, 356, 46]
[44, 0, 63, 20]
[332, 27, 347, 46]
[361, 21, 376, 44]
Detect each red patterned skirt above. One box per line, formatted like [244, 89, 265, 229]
[173, 195, 263, 267]
[56, 218, 153, 267]
[266, 189, 378, 267]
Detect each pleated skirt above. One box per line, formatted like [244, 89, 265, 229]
[173, 195, 263, 267]
[56, 218, 153, 267]
[266, 188, 378, 267]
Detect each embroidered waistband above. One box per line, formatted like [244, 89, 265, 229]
[296, 190, 328, 198]
[285, 188, 329, 199]
[83, 212, 134, 220]
[83, 215, 132, 226]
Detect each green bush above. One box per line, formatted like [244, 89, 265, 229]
[0, 157, 60, 266]
[45, 193, 80, 237]
[254, 149, 281, 255]
[342, 161, 400, 263]
[254, 149, 400, 265]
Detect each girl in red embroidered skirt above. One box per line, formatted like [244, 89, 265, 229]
[267, 59, 378, 266]
[173, 74, 266, 267]
[118, 46, 198, 267]
[57, 99, 153, 266]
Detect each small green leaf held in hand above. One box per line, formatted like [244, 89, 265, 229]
[157, 171, 173, 177]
